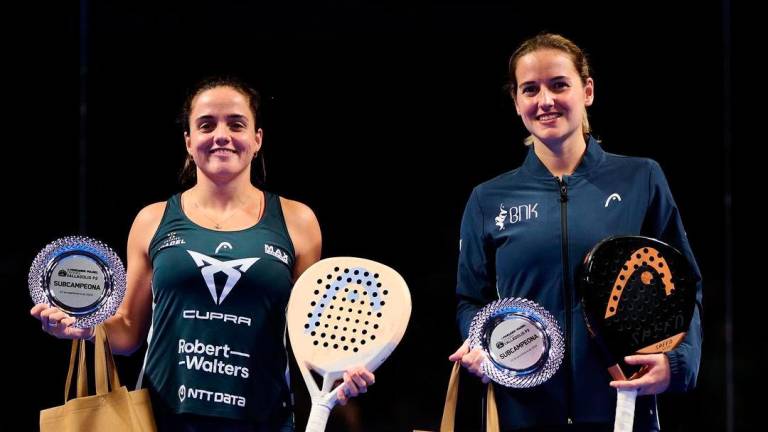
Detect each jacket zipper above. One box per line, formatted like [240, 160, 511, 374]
[555, 176, 574, 424]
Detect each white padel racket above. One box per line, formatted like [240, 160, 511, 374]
[287, 257, 411, 432]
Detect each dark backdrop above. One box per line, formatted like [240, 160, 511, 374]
[6, 1, 749, 430]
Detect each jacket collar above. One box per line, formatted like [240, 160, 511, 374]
[521, 135, 605, 179]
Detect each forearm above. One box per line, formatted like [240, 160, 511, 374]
[101, 310, 148, 355]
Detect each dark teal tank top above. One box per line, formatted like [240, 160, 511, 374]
[145, 192, 295, 421]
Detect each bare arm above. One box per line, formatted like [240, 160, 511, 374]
[280, 197, 322, 282]
[103, 202, 165, 354]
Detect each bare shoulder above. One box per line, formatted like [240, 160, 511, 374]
[132, 201, 167, 232]
[279, 197, 320, 232]
[128, 201, 167, 250]
[279, 197, 321, 268]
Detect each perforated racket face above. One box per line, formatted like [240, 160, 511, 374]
[580, 236, 697, 360]
[287, 257, 411, 375]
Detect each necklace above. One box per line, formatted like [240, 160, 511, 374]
[190, 192, 262, 230]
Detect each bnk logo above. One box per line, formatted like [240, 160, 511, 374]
[187, 251, 259, 305]
[495, 202, 539, 230]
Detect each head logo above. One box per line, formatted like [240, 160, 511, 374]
[215, 242, 233, 254]
[605, 193, 622, 208]
[187, 250, 259, 305]
[178, 385, 186, 402]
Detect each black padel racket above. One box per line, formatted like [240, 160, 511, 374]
[579, 236, 697, 431]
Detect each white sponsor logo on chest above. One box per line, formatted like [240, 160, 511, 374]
[264, 244, 289, 264]
[495, 202, 539, 230]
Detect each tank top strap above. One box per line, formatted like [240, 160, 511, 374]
[257, 191, 295, 257]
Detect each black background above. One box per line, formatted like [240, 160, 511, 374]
[5, 0, 752, 430]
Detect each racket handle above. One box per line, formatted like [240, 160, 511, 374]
[613, 388, 637, 432]
[306, 403, 332, 432]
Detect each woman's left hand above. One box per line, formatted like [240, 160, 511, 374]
[609, 353, 671, 396]
[336, 366, 375, 405]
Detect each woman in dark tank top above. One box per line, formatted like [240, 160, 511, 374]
[32, 76, 375, 431]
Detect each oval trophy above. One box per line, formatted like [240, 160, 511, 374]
[29, 236, 126, 329]
[468, 298, 564, 388]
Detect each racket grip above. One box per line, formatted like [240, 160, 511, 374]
[613, 388, 637, 432]
[306, 403, 332, 432]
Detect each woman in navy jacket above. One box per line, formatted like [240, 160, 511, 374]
[449, 33, 702, 431]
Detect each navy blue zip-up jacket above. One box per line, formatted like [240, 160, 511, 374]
[456, 136, 702, 431]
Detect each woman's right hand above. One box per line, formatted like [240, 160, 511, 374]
[448, 340, 489, 383]
[30, 304, 94, 340]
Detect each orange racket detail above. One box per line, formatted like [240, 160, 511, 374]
[287, 257, 411, 432]
[604, 246, 676, 319]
